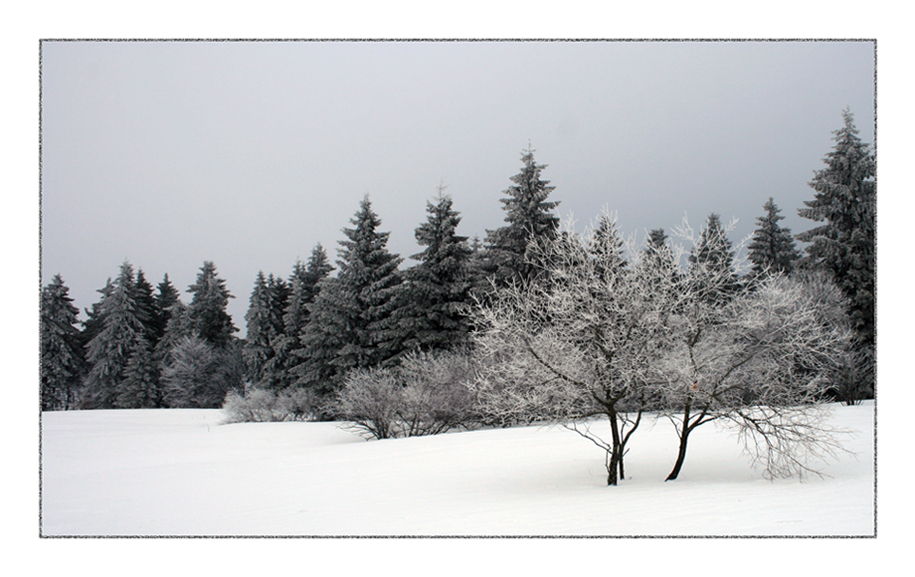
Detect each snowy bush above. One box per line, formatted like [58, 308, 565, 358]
[222, 387, 318, 423]
[336, 349, 480, 440]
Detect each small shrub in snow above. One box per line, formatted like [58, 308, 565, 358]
[336, 349, 480, 440]
[222, 387, 318, 423]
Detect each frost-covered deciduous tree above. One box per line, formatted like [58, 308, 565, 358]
[41, 274, 85, 410]
[472, 214, 683, 485]
[473, 212, 854, 485]
[161, 335, 243, 408]
[656, 252, 854, 481]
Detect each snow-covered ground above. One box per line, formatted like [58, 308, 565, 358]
[41, 401, 874, 537]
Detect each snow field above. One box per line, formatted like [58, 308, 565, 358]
[40, 402, 874, 536]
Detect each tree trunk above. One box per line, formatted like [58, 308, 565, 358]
[665, 427, 691, 481]
[666, 398, 692, 481]
[606, 407, 622, 486]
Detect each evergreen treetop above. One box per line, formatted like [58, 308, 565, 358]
[187, 261, 237, 348]
[748, 197, 800, 277]
[484, 148, 561, 287]
[396, 189, 474, 352]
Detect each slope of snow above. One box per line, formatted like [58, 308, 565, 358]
[40, 402, 874, 537]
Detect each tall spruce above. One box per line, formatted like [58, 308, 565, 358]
[396, 188, 474, 352]
[297, 196, 403, 402]
[154, 300, 191, 378]
[40, 275, 85, 410]
[115, 333, 160, 408]
[133, 269, 159, 345]
[748, 197, 800, 278]
[272, 246, 334, 389]
[243, 271, 276, 387]
[484, 148, 561, 287]
[187, 261, 238, 348]
[153, 274, 180, 343]
[84, 262, 150, 409]
[796, 109, 875, 348]
[80, 278, 113, 353]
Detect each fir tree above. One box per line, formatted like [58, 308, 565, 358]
[796, 109, 875, 347]
[297, 196, 403, 402]
[187, 261, 238, 348]
[40, 275, 85, 410]
[115, 334, 159, 408]
[688, 213, 739, 304]
[133, 269, 159, 345]
[243, 271, 278, 387]
[484, 147, 561, 287]
[589, 213, 628, 284]
[153, 274, 181, 343]
[396, 189, 474, 353]
[80, 278, 113, 353]
[154, 300, 192, 374]
[272, 246, 334, 389]
[84, 262, 149, 409]
[748, 197, 800, 278]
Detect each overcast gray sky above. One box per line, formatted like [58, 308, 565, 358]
[40, 40, 875, 334]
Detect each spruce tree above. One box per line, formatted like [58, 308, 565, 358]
[688, 213, 739, 304]
[797, 109, 875, 347]
[154, 300, 191, 372]
[187, 261, 238, 348]
[115, 333, 159, 408]
[396, 190, 474, 353]
[272, 246, 334, 389]
[297, 196, 403, 401]
[153, 274, 180, 343]
[243, 271, 277, 387]
[80, 279, 113, 353]
[484, 148, 561, 287]
[84, 262, 150, 409]
[133, 269, 159, 345]
[40, 275, 85, 410]
[748, 197, 800, 278]
[589, 213, 628, 284]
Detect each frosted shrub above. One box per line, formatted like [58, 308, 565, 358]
[398, 350, 480, 436]
[336, 350, 480, 440]
[222, 387, 318, 423]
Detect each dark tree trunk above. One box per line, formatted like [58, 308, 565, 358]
[666, 397, 692, 481]
[666, 427, 691, 481]
[606, 406, 622, 486]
